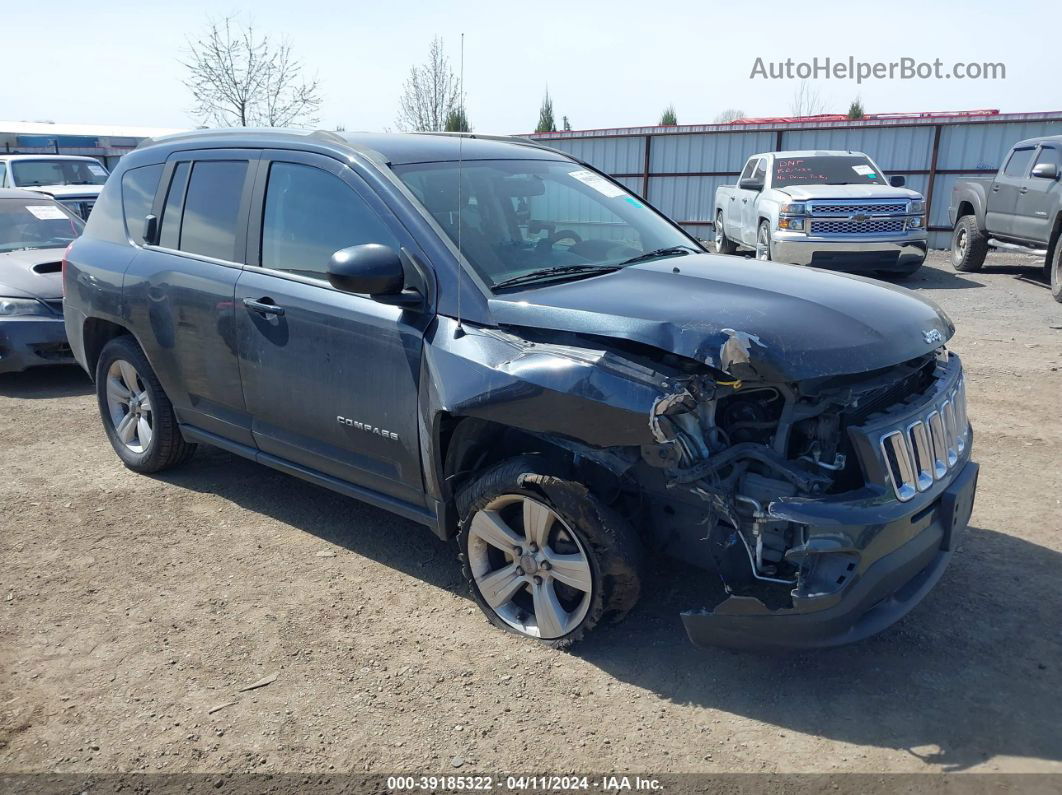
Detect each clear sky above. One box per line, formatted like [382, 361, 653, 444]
[4, 0, 1060, 133]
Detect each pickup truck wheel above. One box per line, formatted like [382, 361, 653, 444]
[755, 221, 772, 261]
[951, 215, 987, 272]
[456, 456, 643, 649]
[1050, 240, 1062, 303]
[714, 212, 738, 255]
[95, 336, 196, 473]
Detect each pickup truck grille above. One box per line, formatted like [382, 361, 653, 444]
[809, 201, 908, 216]
[879, 377, 968, 501]
[810, 218, 906, 235]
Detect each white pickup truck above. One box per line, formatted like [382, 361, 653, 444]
[714, 150, 928, 276]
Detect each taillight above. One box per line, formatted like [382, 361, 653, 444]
[61, 242, 74, 297]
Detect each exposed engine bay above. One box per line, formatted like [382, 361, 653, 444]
[638, 348, 944, 607]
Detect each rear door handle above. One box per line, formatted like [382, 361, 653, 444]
[1019, 187, 1029, 194]
[243, 297, 285, 317]
[991, 185, 1000, 192]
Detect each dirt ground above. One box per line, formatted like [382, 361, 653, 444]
[1, 250, 1060, 777]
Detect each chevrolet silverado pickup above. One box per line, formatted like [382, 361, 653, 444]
[714, 151, 928, 276]
[950, 135, 1062, 301]
[63, 130, 977, 651]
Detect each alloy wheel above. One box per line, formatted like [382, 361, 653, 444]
[715, 215, 725, 253]
[954, 227, 968, 263]
[756, 225, 770, 260]
[467, 494, 593, 639]
[105, 359, 154, 453]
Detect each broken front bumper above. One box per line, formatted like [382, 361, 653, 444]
[681, 457, 978, 651]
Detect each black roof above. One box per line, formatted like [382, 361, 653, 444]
[137, 129, 571, 165]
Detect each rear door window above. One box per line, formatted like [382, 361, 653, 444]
[179, 160, 248, 261]
[120, 164, 163, 243]
[1003, 148, 1035, 178]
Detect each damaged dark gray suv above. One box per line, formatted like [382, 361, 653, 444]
[64, 130, 978, 651]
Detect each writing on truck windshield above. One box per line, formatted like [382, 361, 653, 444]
[772, 156, 887, 188]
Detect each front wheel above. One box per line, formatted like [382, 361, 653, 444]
[95, 335, 196, 473]
[456, 456, 643, 649]
[755, 221, 773, 261]
[1049, 239, 1062, 303]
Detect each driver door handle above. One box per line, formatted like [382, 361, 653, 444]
[243, 297, 285, 317]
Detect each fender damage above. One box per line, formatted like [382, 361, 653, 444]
[418, 257, 975, 650]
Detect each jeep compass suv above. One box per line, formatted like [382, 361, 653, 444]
[63, 130, 978, 650]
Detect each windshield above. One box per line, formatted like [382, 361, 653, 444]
[392, 160, 696, 289]
[0, 198, 84, 252]
[10, 159, 109, 187]
[772, 155, 887, 188]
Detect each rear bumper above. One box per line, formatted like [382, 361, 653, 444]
[682, 459, 978, 651]
[0, 316, 74, 373]
[771, 233, 928, 271]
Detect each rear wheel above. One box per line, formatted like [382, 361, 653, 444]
[95, 336, 195, 473]
[456, 456, 642, 649]
[714, 212, 738, 255]
[951, 215, 988, 272]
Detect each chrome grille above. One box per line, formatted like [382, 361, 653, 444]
[809, 202, 908, 216]
[810, 218, 906, 235]
[879, 377, 969, 501]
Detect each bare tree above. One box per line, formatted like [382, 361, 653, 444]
[789, 81, 827, 117]
[182, 16, 321, 127]
[396, 37, 461, 132]
[713, 108, 746, 123]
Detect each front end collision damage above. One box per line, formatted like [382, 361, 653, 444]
[416, 313, 974, 650]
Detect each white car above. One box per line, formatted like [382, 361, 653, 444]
[714, 150, 928, 277]
[0, 154, 109, 220]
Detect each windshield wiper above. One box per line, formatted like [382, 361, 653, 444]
[616, 245, 697, 266]
[492, 264, 621, 290]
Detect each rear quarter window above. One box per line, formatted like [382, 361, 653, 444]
[121, 164, 163, 244]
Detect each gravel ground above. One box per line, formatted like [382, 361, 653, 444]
[1, 250, 1060, 776]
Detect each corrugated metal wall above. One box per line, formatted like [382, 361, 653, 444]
[534, 113, 1062, 249]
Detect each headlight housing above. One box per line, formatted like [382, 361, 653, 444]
[0, 297, 50, 317]
[909, 200, 926, 215]
[780, 202, 806, 216]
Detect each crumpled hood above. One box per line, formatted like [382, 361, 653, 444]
[0, 248, 66, 300]
[488, 254, 953, 382]
[777, 184, 922, 201]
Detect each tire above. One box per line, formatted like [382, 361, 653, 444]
[714, 212, 738, 255]
[455, 456, 643, 649]
[951, 215, 988, 272]
[95, 335, 196, 473]
[755, 220, 773, 261]
[1049, 238, 1062, 303]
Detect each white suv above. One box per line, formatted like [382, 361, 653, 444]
[0, 155, 109, 219]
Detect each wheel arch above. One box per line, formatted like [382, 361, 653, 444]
[433, 414, 629, 539]
[82, 317, 134, 381]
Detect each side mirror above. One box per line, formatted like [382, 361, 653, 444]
[327, 244, 404, 295]
[1031, 162, 1059, 180]
[889, 175, 907, 188]
[738, 178, 764, 191]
